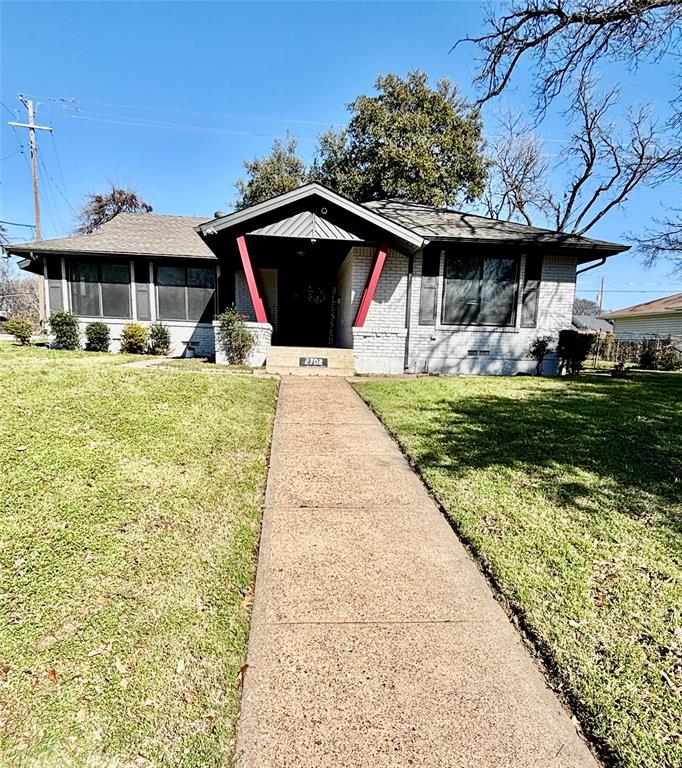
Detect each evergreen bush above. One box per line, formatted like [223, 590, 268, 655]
[4, 316, 33, 345]
[556, 329, 594, 375]
[120, 323, 149, 355]
[216, 307, 254, 364]
[49, 311, 79, 350]
[85, 322, 110, 352]
[148, 322, 172, 355]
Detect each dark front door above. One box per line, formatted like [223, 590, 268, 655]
[278, 255, 337, 347]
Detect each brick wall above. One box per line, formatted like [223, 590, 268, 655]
[406, 251, 577, 374]
[235, 268, 279, 330]
[345, 247, 577, 375]
[74, 319, 215, 358]
[213, 321, 272, 366]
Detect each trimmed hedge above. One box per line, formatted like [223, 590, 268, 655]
[120, 323, 149, 355]
[49, 311, 79, 350]
[85, 322, 110, 352]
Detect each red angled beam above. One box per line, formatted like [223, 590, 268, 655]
[353, 243, 388, 328]
[236, 235, 268, 324]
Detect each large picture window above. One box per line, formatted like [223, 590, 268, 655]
[69, 261, 131, 318]
[157, 264, 216, 321]
[442, 252, 519, 327]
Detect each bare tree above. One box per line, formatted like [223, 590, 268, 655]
[635, 208, 682, 269]
[0, 258, 39, 324]
[459, 1, 682, 122]
[552, 82, 680, 234]
[484, 111, 550, 224]
[574, 296, 602, 314]
[75, 183, 152, 235]
[485, 84, 681, 235]
[461, 2, 682, 270]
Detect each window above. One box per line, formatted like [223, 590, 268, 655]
[157, 264, 215, 321]
[419, 250, 440, 325]
[442, 252, 519, 327]
[521, 256, 543, 328]
[70, 261, 130, 318]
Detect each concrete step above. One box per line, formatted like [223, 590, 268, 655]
[266, 346, 355, 377]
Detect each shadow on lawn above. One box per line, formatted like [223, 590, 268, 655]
[411, 373, 682, 538]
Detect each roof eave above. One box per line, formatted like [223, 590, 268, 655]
[425, 236, 628, 258]
[9, 246, 217, 261]
[603, 309, 682, 320]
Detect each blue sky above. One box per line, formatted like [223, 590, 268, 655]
[2, 0, 681, 310]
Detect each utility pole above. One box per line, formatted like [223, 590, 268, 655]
[8, 96, 53, 322]
[598, 277, 605, 311]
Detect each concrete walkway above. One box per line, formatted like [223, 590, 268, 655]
[236, 377, 598, 768]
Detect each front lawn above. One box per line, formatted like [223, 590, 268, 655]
[0, 343, 277, 767]
[355, 373, 681, 768]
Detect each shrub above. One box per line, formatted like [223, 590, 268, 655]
[216, 307, 254, 364]
[639, 338, 659, 370]
[49, 310, 79, 350]
[148, 322, 172, 355]
[658, 336, 682, 371]
[84, 322, 110, 352]
[528, 335, 554, 376]
[4, 315, 33, 345]
[120, 323, 149, 355]
[556, 329, 594, 375]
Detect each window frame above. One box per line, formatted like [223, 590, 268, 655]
[440, 249, 520, 329]
[155, 262, 217, 322]
[68, 259, 132, 319]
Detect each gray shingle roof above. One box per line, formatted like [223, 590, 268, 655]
[9, 213, 215, 259]
[363, 199, 627, 252]
[572, 315, 613, 332]
[7, 187, 627, 260]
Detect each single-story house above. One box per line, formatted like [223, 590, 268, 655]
[8, 183, 628, 374]
[572, 315, 613, 333]
[602, 292, 682, 341]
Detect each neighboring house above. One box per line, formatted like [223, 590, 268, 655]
[602, 293, 682, 341]
[7, 183, 627, 374]
[572, 315, 613, 333]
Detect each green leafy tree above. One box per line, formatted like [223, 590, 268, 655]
[234, 72, 487, 208]
[234, 133, 307, 210]
[313, 71, 487, 206]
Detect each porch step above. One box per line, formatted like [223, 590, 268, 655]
[266, 346, 355, 377]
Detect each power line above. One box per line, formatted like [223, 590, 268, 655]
[19, 93, 333, 126]
[0, 220, 35, 228]
[70, 112, 279, 139]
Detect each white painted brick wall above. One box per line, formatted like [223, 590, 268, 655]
[75, 319, 215, 358]
[213, 321, 272, 366]
[235, 268, 279, 330]
[345, 248, 577, 375]
[406, 251, 577, 374]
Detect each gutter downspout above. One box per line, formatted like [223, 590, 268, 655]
[576, 256, 606, 275]
[403, 253, 414, 371]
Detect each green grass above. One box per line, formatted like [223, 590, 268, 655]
[355, 372, 681, 768]
[152, 358, 254, 374]
[0, 343, 277, 767]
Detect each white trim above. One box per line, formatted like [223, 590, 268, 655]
[60, 257, 69, 311]
[130, 260, 137, 320]
[43, 259, 50, 317]
[148, 261, 156, 321]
